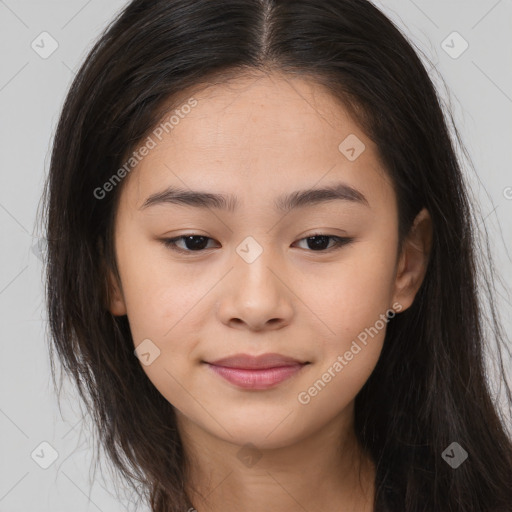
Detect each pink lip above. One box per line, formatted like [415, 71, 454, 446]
[204, 353, 310, 390]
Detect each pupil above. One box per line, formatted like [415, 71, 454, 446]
[308, 235, 329, 250]
[185, 236, 208, 250]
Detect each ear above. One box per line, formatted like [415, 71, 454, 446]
[107, 269, 127, 316]
[392, 208, 433, 312]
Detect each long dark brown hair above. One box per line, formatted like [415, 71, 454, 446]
[39, 0, 512, 510]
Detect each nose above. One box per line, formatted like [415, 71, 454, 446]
[216, 248, 294, 332]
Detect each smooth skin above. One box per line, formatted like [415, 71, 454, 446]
[107, 70, 432, 512]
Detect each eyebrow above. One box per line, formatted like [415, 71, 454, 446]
[139, 182, 369, 213]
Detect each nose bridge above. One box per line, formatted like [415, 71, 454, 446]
[234, 234, 281, 294]
[216, 234, 293, 329]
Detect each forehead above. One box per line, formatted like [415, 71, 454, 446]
[121, 71, 395, 214]
[157, 72, 365, 158]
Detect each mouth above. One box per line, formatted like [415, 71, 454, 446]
[202, 353, 311, 390]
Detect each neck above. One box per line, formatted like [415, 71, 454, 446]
[178, 402, 376, 512]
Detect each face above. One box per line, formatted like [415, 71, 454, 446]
[108, 71, 429, 450]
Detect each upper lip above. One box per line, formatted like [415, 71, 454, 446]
[206, 353, 308, 370]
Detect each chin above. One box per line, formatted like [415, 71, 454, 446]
[210, 415, 310, 451]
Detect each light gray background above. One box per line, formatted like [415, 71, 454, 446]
[1, 1, 511, 511]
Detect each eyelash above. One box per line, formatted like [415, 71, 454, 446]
[161, 233, 354, 254]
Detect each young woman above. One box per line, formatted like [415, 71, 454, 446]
[41, 0, 512, 510]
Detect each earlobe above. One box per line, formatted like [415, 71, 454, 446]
[392, 208, 433, 312]
[107, 269, 127, 316]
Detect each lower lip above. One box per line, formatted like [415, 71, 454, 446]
[205, 363, 307, 390]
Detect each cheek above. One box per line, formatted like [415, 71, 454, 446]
[296, 337, 383, 419]
[298, 269, 394, 414]
[116, 245, 213, 405]
[116, 240, 207, 340]
[306, 238, 397, 340]
[301, 239, 396, 395]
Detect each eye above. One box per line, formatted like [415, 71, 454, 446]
[161, 233, 354, 254]
[162, 235, 218, 253]
[293, 234, 354, 252]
